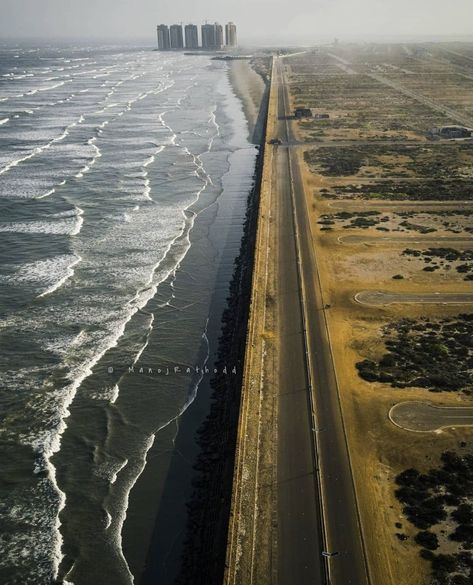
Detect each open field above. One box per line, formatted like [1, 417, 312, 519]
[286, 44, 473, 585]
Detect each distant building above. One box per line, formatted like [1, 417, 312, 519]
[157, 25, 171, 50]
[215, 23, 224, 49]
[201, 23, 216, 49]
[170, 24, 184, 50]
[225, 22, 237, 47]
[159, 21, 235, 51]
[294, 108, 312, 119]
[185, 24, 199, 49]
[431, 125, 471, 139]
[201, 23, 223, 50]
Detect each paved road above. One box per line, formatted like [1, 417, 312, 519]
[275, 58, 370, 585]
[390, 401, 473, 432]
[273, 59, 326, 585]
[339, 235, 473, 245]
[355, 290, 473, 306]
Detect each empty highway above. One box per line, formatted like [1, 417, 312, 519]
[275, 57, 370, 585]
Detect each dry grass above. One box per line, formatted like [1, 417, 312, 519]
[290, 44, 473, 585]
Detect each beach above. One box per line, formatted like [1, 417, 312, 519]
[0, 44, 264, 585]
[228, 59, 268, 144]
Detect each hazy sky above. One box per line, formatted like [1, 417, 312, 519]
[1, 0, 472, 44]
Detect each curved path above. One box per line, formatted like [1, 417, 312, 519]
[355, 290, 473, 306]
[327, 201, 473, 210]
[389, 401, 473, 432]
[339, 235, 473, 245]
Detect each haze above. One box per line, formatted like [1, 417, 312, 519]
[0, 0, 472, 44]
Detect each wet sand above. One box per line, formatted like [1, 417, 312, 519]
[228, 60, 268, 144]
[137, 60, 267, 585]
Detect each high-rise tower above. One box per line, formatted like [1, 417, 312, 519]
[201, 23, 224, 50]
[215, 23, 224, 49]
[157, 25, 171, 50]
[225, 22, 237, 47]
[170, 24, 184, 50]
[201, 23, 216, 49]
[184, 24, 199, 49]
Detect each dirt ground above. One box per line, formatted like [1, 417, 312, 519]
[290, 44, 473, 585]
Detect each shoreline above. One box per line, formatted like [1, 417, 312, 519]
[228, 59, 270, 145]
[137, 60, 268, 584]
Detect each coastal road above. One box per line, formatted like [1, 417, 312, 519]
[389, 401, 473, 432]
[274, 58, 370, 585]
[273, 60, 326, 585]
[355, 290, 473, 306]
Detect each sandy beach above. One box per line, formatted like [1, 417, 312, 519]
[228, 59, 268, 144]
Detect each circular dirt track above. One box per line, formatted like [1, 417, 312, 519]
[389, 401, 473, 432]
[354, 290, 473, 306]
[339, 235, 473, 245]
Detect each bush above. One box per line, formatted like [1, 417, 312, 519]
[396, 468, 420, 486]
[450, 524, 473, 545]
[450, 576, 470, 585]
[420, 549, 435, 562]
[431, 554, 457, 575]
[452, 504, 473, 525]
[415, 531, 439, 550]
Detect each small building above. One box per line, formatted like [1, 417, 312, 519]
[294, 108, 312, 119]
[314, 113, 330, 120]
[431, 126, 471, 139]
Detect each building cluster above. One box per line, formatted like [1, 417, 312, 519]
[157, 22, 237, 51]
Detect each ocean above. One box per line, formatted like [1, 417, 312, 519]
[0, 42, 258, 584]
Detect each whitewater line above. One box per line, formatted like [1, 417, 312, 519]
[0, 114, 85, 177]
[110, 318, 211, 585]
[71, 207, 84, 236]
[35, 80, 174, 199]
[44, 69, 203, 582]
[2, 69, 157, 182]
[36, 180, 66, 200]
[75, 137, 102, 178]
[104, 114, 218, 576]
[1, 79, 73, 103]
[37, 255, 82, 299]
[47, 184, 206, 582]
[142, 145, 165, 201]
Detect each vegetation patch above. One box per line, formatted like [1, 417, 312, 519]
[316, 210, 473, 235]
[356, 315, 473, 392]
[403, 248, 473, 280]
[305, 148, 366, 176]
[395, 451, 473, 585]
[331, 180, 473, 201]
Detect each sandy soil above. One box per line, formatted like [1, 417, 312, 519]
[289, 47, 473, 585]
[298, 143, 473, 584]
